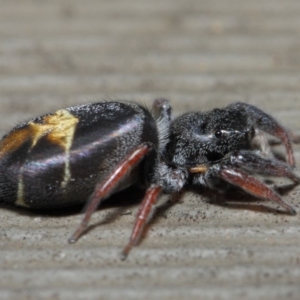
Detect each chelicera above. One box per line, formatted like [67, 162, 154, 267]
[0, 99, 298, 259]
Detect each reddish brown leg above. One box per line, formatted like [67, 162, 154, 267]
[121, 185, 162, 260]
[231, 150, 300, 183]
[219, 166, 296, 215]
[274, 126, 295, 168]
[229, 102, 297, 167]
[68, 144, 150, 244]
[289, 131, 300, 144]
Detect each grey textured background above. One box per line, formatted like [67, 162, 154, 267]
[1, 1, 300, 299]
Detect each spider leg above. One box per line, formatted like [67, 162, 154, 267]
[230, 150, 300, 182]
[152, 98, 172, 122]
[68, 144, 151, 244]
[121, 184, 162, 260]
[217, 165, 296, 215]
[228, 102, 297, 167]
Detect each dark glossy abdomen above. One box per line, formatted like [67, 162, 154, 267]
[0, 102, 158, 209]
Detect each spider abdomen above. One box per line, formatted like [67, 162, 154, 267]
[0, 102, 158, 209]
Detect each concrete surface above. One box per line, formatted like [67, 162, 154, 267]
[0, 0, 300, 299]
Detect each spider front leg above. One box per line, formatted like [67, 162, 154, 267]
[218, 165, 296, 215]
[194, 152, 297, 215]
[228, 102, 299, 167]
[230, 150, 300, 183]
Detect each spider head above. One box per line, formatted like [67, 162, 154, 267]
[164, 107, 255, 167]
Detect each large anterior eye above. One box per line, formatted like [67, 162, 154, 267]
[215, 130, 222, 138]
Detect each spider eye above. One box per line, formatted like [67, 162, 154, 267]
[215, 130, 222, 138]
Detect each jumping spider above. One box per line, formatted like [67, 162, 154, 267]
[0, 99, 298, 259]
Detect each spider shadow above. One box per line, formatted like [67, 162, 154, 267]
[2, 179, 297, 244]
[85, 188, 185, 240]
[0, 185, 180, 243]
[144, 181, 299, 235]
[83, 179, 299, 244]
[78, 186, 148, 237]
